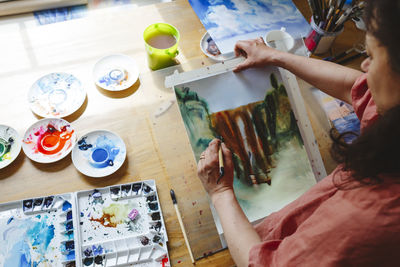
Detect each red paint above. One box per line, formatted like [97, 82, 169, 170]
[177, 260, 181, 263]
[35, 124, 73, 155]
[199, 210, 203, 215]
[192, 201, 196, 206]
[161, 256, 169, 267]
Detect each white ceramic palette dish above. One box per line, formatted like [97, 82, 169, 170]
[0, 125, 22, 169]
[93, 54, 139, 91]
[72, 130, 126, 177]
[28, 72, 86, 118]
[22, 118, 76, 163]
[200, 32, 235, 62]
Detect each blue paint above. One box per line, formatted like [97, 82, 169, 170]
[92, 148, 108, 162]
[78, 137, 93, 151]
[63, 201, 72, 211]
[64, 230, 74, 240]
[4, 240, 32, 267]
[26, 218, 55, 251]
[65, 221, 73, 231]
[7, 216, 14, 225]
[66, 250, 76, 261]
[87, 135, 121, 169]
[92, 245, 104, 255]
[84, 247, 93, 256]
[67, 210, 72, 220]
[3, 216, 55, 266]
[44, 196, 54, 208]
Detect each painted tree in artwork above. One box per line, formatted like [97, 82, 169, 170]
[175, 73, 302, 186]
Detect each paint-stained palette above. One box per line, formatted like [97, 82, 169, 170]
[0, 180, 169, 267]
[28, 72, 86, 118]
[72, 130, 126, 177]
[76, 180, 169, 266]
[0, 125, 22, 169]
[93, 54, 139, 91]
[200, 32, 234, 62]
[0, 193, 77, 266]
[23, 118, 76, 163]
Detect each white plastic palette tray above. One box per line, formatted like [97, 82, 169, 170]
[0, 180, 169, 267]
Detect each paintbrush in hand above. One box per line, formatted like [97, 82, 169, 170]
[216, 136, 224, 184]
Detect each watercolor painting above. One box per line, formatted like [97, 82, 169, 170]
[72, 130, 126, 177]
[0, 125, 22, 169]
[0, 195, 76, 266]
[174, 66, 316, 227]
[189, 0, 310, 54]
[318, 91, 360, 143]
[22, 118, 76, 163]
[77, 181, 169, 266]
[28, 72, 86, 118]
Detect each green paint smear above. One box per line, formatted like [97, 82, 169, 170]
[0, 137, 12, 162]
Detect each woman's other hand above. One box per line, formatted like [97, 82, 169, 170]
[197, 138, 234, 199]
[233, 37, 284, 72]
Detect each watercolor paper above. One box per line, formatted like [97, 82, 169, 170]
[166, 59, 325, 237]
[189, 0, 310, 54]
[28, 72, 86, 118]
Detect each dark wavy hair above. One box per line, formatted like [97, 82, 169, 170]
[330, 0, 400, 184]
[364, 0, 400, 73]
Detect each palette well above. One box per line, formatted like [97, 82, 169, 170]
[22, 118, 76, 163]
[28, 72, 86, 118]
[0, 180, 170, 267]
[93, 54, 139, 91]
[72, 130, 126, 177]
[0, 125, 22, 169]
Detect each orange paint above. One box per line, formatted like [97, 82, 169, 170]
[35, 124, 73, 155]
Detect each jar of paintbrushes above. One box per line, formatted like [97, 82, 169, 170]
[304, 0, 365, 54]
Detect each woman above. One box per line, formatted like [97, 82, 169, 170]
[197, 0, 400, 266]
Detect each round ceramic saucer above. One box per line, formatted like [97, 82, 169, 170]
[72, 130, 126, 177]
[28, 72, 86, 118]
[22, 118, 76, 163]
[200, 32, 235, 62]
[0, 125, 22, 169]
[93, 54, 139, 91]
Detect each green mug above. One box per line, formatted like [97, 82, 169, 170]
[143, 23, 180, 70]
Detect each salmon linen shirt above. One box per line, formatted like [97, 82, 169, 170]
[248, 74, 400, 267]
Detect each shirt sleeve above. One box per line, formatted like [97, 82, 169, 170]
[350, 73, 379, 130]
[248, 185, 400, 267]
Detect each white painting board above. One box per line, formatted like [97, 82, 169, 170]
[166, 58, 326, 244]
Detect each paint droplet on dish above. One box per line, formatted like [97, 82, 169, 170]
[7, 217, 14, 225]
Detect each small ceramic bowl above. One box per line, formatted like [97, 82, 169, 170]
[200, 32, 235, 62]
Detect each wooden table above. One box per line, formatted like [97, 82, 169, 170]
[0, 0, 365, 266]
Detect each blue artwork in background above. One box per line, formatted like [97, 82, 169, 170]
[189, 0, 311, 53]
